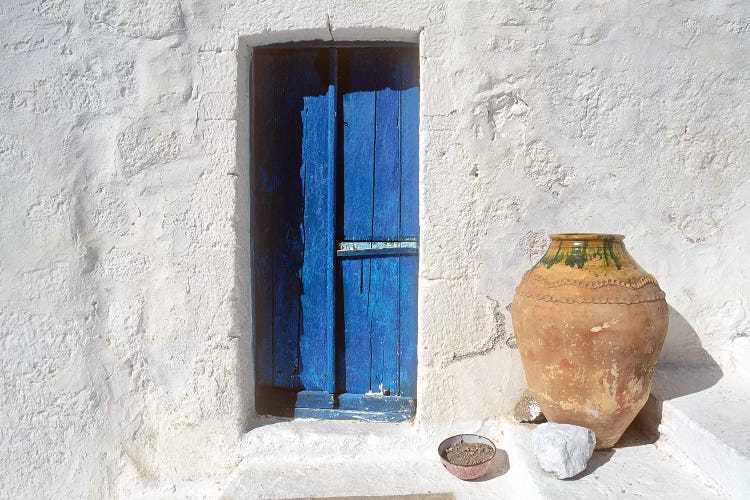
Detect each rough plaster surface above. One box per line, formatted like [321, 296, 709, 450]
[1, 0, 748, 497]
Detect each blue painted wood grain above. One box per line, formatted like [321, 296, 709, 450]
[252, 50, 276, 387]
[369, 256, 400, 394]
[298, 50, 336, 393]
[399, 255, 419, 397]
[326, 50, 338, 392]
[295, 390, 335, 409]
[338, 393, 416, 413]
[372, 51, 402, 241]
[265, 48, 335, 390]
[271, 49, 304, 388]
[337, 47, 420, 400]
[341, 49, 375, 242]
[340, 257, 371, 394]
[340, 48, 376, 396]
[397, 47, 420, 397]
[339, 47, 376, 396]
[371, 50, 404, 395]
[399, 47, 420, 240]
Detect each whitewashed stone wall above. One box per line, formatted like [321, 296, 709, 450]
[1, 0, 748, 496]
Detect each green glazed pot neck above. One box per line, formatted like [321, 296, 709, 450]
[549, 233, 624, 242]
[540, 234, 634, 271]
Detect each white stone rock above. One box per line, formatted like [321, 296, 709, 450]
[531, 423, 596, 479]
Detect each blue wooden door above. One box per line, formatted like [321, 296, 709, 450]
[336, 48, 419, 415]
[252, 45, 419, 420]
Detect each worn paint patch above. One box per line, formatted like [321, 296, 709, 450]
[591, 320, 619, 333]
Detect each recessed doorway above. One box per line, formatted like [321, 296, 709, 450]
[251, 43, 420, 421]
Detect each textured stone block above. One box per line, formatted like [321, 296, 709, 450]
[531, 423, 595, 479]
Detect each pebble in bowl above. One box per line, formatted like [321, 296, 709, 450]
[438, 434, 496, 481]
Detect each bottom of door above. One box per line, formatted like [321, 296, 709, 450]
[256, 386, 415, 422]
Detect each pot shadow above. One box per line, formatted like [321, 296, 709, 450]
[611, 426, 657, 448]
[566, 448, 615, 480]
[628, 304, 723, 443]
[470, 449, 510, 482]
[565, 422, 652, 479]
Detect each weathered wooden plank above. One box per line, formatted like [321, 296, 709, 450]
[326, 49, 338, 391]
[298, 48, 336, 392]
[372, 50, 402, 241]
[252, 49, 276, 387]
[395, 48, 420, 399]
[369, 50, 405, 395]
[271, 48, 333, 389]
[271, 49, 303, 388]
[340, 49, 375, 241]
[337, 393, 415, 413]
[295, 390, 335, 409]
[398, 254, 419, 397]
[399, 47, 420, 240]
[368, 255, 400, 395]
[340, 257, 372, 394]
[395, 47, 420, 397]
[338, 47, 420, 400]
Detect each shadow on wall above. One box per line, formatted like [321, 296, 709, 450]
[632, 304, 723, 439]
[235, 46, 254, 432]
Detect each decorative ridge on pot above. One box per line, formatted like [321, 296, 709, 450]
[512, 233, 668, 449]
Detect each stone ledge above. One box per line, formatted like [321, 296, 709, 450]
[637, 366, 750, 499]
[223, 419, 512, 499]
[505, 424, 722, 500]
[220, 418, 722, 499]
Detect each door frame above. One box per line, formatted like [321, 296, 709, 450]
[249, 42, 421, 421]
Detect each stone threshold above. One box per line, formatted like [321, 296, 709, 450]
[219, 417, 723, 499]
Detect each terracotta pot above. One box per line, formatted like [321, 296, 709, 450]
[512, 234, 668, 449]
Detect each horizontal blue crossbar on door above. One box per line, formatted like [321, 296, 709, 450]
[337, 241, 418, 257]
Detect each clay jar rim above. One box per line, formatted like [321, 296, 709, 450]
[549, 233, 625, 242]
[437, 433, 497, 468]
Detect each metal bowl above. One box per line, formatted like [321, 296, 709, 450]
[438, 433, 497, 481]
